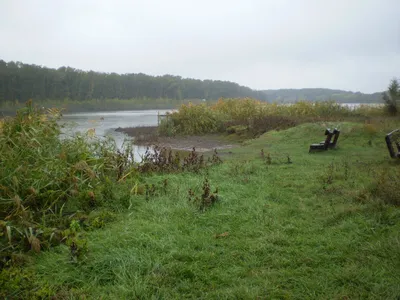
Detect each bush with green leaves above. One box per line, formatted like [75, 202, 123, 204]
[382, 79, 400, 116]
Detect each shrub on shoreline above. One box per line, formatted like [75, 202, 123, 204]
[158, 98, 385, 136]
[0, 102, 135, 262]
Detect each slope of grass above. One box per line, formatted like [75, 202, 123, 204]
[17, 121, 400, 299]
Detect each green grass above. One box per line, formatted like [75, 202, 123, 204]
[22, 121, 400, 299]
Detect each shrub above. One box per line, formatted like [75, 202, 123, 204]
[382, 79, 399, 116]
[158, 116, 177, 136]
[212, 98, 263, 122]
[188, 178, 219, 212]
[138, 146, 222, 174]
[0, 101, 134, 259]
[160, 103, 222, 135]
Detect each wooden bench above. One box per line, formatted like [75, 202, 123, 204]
[309, 128, 334, 152]
[385, 129, 400, 158]
[320, 128, 340, 149]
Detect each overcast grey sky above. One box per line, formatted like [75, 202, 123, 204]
[1, 0, 399, 93]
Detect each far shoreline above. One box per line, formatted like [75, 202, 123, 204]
[1, 101, 383, 116]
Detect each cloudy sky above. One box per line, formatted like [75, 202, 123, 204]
[0, 0, 399, 93]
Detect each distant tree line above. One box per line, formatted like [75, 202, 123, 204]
[0, 59, 383, 107]
[0, 60, 267, 104]
[262, 88, 382, 103]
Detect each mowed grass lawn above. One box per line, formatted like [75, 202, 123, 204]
[32, 122, 400, 299]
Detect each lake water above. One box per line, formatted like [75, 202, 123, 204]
[341, 103, 382, 109]
[59, 110, 171, 161]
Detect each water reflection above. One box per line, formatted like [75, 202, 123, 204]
[59, 110, 171, 161]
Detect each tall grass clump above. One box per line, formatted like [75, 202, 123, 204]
[159, 102, 222, 136]
[369, 167, 400, 206]
[212, 98, 263, 121]
[159, 98, 385, 137]
[0, 101, 135, 261]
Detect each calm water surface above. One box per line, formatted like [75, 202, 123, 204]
[59, 110, 171, 161]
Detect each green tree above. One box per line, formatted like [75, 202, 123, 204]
[382, 78, 400, 115]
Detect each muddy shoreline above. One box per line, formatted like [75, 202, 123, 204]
[115, 126, 235, 152]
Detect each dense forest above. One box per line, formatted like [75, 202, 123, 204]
[0, 60, 267, 104]
[0, 60, 382, 109]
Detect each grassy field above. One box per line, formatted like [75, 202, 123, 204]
[14, 120, 399, 299]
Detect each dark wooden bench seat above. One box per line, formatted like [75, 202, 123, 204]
[319, 128, 340, 149]
[385, 129, 400, 158]
[309, 129, 334, 152]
